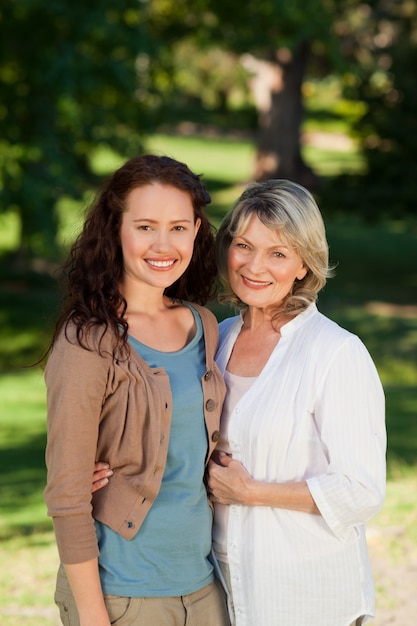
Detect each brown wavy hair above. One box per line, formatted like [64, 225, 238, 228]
[49, 154, 216, 356]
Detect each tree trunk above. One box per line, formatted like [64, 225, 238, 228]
[242, 42, 319, 190]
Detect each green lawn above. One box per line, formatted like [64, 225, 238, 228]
[0, 131, 416, 623]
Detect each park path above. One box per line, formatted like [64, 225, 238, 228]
[368, 526, 417, 626]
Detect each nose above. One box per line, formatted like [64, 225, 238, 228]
[246, 251, 266, 274]
[152, 228, 171, 252]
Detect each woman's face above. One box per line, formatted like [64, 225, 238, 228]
[119, 183, 200, 292]
[228, 214, 307, 311]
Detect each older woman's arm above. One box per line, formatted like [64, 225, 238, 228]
[305, 335, 386, 539]
[208, 454, 320, 514]
[91, 462, 113, 493]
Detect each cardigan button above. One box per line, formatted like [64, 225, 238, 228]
[211, 430, 220, 442]
[204, 370, 213, 381]
[126, 520, 135, 529]
[205, 399, 216, 412]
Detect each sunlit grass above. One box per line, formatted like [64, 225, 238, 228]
[371, 472, 417, 554]
[0, 371, 49, 543]
[0, 530, 58, 625]
[303, 143, 365, 176]
[147, 133, 254, 183]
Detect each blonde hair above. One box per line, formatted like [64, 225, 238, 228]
[216, 179, 333, 319]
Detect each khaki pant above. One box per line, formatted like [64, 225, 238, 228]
[55, 564, 230, 626]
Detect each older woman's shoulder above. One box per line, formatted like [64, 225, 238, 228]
[313, 309, 355, 338]
[218, 314, 241, 344]
[218, 313, 240, 330]
[311, 308, 371, 357]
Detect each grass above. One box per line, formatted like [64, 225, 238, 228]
[0, 371, 49, 538]
[0, 130, 416, 624]
[0, 529, 59, 625]
[0, 370, 60, 625]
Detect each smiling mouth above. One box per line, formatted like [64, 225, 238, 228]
[242, 275, 272, 287]
[146, 259, 177, 269]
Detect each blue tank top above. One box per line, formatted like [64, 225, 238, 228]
[96, 304, 214, 596]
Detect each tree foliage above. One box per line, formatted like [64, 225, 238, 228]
[1, 0, 414, 263]
[0, 0, 147, 259]
[337, 0, 417, 218]
[143, 0, 338, 52]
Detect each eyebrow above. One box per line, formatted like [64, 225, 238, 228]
[132, 218, 193, 224]
[235, 234, 291, 251]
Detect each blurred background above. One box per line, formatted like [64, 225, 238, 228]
[0, 1, 416, 624]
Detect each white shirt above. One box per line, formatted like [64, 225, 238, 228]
[212, 370, 255, 562]
[214, 304, 386, 626]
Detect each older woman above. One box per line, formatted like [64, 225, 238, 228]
[208, 179, 386, 626]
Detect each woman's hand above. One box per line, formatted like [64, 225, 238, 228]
[209, 453, 320, 514]
[91, 462, 113, 493]
[207, 453, 254, 505]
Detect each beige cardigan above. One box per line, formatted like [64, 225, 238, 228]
[44, 303, 225, 564]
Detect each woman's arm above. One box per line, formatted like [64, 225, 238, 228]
[64, 559, 111, 626]
[44, 326, 111, 564]
[208, 454, 320, 515]
[305, 335, 386, 538]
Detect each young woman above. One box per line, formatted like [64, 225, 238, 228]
[44, 155, 230, 626]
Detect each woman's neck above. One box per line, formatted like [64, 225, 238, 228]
[243, 306, 287, 334]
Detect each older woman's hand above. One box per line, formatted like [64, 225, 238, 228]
[207, 453, 254, 505]
[91, 462, 113, 493]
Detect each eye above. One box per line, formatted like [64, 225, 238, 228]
[172, 225, 186, 231]
[273, 251, 285, 258]
[137, 224, 152, 231]
[235, 242, 249, 249]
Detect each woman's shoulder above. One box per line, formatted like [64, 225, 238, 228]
[313, 308, 358, 342]
[218, 314, 241, 343]
[45, 321, 117, 386]
[218, 314, 240, 330]
[183, 301, 220, 350]
[309, 307, 372, 360]
[186, 301, 219, 330]
[52, 318, 117, 357]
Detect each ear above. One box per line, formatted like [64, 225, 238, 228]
[194, 217, 201, 239]
[297, 264, 308, 281]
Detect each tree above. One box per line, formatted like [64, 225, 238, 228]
[140, 0, 345, 188]
[0, 0, 146, 261]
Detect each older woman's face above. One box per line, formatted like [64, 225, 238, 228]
[228, 214, 307, 310]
